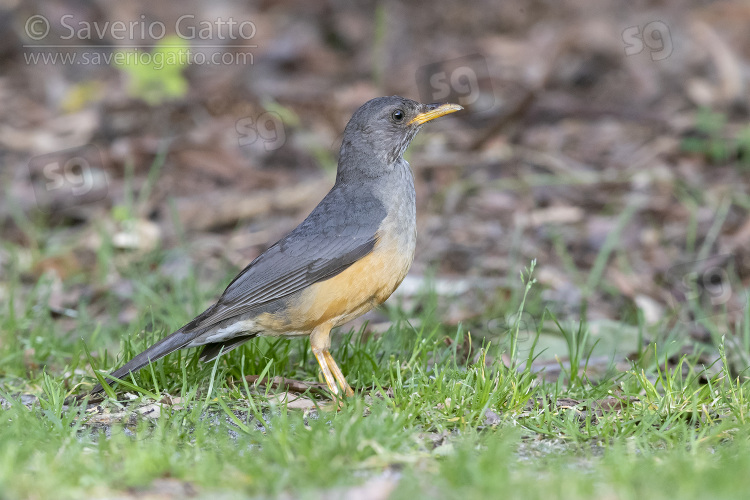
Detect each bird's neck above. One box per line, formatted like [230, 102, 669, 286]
[335, 140, 400, 184]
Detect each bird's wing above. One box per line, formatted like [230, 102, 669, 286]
[181, 187, 387, 331]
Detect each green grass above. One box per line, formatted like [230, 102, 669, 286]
[681, 108, 750, 169]
[2, 221, 750, 499]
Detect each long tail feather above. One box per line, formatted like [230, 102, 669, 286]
[90, 330, 193, 394]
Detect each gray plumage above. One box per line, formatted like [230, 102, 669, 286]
[91, 96, 453, 394]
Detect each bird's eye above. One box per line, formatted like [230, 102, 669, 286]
[391, 109, 405, 122]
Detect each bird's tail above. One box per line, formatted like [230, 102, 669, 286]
[89, 329, 192, 395]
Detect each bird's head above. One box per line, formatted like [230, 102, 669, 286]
[337, 96, 462, 180]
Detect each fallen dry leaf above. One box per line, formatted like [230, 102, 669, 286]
[265, 392, 317, 410]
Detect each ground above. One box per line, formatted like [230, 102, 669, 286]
[2, 0, 750, 498]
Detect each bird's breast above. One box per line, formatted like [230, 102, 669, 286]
[270, 222, 415, 334]
[252, 160, 417, 336]
[266, 170, 416, 334]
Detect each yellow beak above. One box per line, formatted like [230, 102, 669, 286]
[408, 103, 463, 126]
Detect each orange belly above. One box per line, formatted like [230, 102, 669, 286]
[254, 231, 414, 335]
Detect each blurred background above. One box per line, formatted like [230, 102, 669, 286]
[2, 0, 750, 376]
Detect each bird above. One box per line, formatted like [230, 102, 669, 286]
[90, 96, 462, 398]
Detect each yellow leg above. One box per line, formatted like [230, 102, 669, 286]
[324, 350, 354, 397]
[313, 347, 339, 396]
[310, 323, 354, 398]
